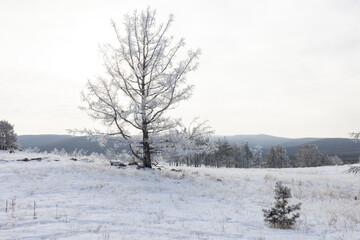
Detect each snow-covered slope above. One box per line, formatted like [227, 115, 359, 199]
[0, 151, 359, 239]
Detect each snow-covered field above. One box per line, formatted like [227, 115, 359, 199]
[0, 151, 359, 240]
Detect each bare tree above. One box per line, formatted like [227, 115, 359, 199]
[79, 8, 200, 168]
[0, 120, 19, 151]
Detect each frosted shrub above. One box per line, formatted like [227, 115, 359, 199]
[71, 148, 88, 158]
[24, 147, 40, 153]
[263, 181, 301, 229]
[89, 152, 106, 162]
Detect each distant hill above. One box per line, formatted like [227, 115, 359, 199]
[18, 135, 73, 148]
[285, 138, 360, 163]
[216, 134, 321, 149]
[281, 138, 323, 148]
[18, 134, 360, 163]
[18, 135, 126, 155]
[220, 134, 289, 148]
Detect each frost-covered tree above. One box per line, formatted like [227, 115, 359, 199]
[232, 143, 242, 168]
[239, 142, 253, 168]
[162, 119, 214, 167]
[294, 144, 324, 167]
[212, 137, 232, 168]
[263, 181, 301, 229]
[324, 155, 343, 166]
[79, 8, 200, 168]
[182, 120, 215, 167]
[265, 145, 290, 168]
[223, 138, 233, 168]
[230, 142, 256, 168]
[251, 145, 263, 167]
[0, 120, 19, 151]
[265, 146, 276, 168]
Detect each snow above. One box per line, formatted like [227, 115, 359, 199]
[0, 150, 359, 239]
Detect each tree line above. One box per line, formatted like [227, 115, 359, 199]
[167, 137, 343, 168]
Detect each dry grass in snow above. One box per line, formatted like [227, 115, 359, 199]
[0, 151, 359, 239]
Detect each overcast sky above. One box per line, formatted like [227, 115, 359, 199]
[1, 0, 360, 138]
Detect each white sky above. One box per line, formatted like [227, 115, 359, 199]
[1, 0, 360, 138]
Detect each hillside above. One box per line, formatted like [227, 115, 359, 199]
[0, 151, 359, 239]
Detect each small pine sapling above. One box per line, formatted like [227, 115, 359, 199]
[347, 166, 360, 174]
[263, 181, 301, 229]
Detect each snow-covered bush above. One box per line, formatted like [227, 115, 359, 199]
[263, 181, 301, 229]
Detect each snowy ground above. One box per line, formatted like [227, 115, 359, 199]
[0, 151, 359, 240]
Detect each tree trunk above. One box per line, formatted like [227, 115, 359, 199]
[142, 123, 152, 168]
